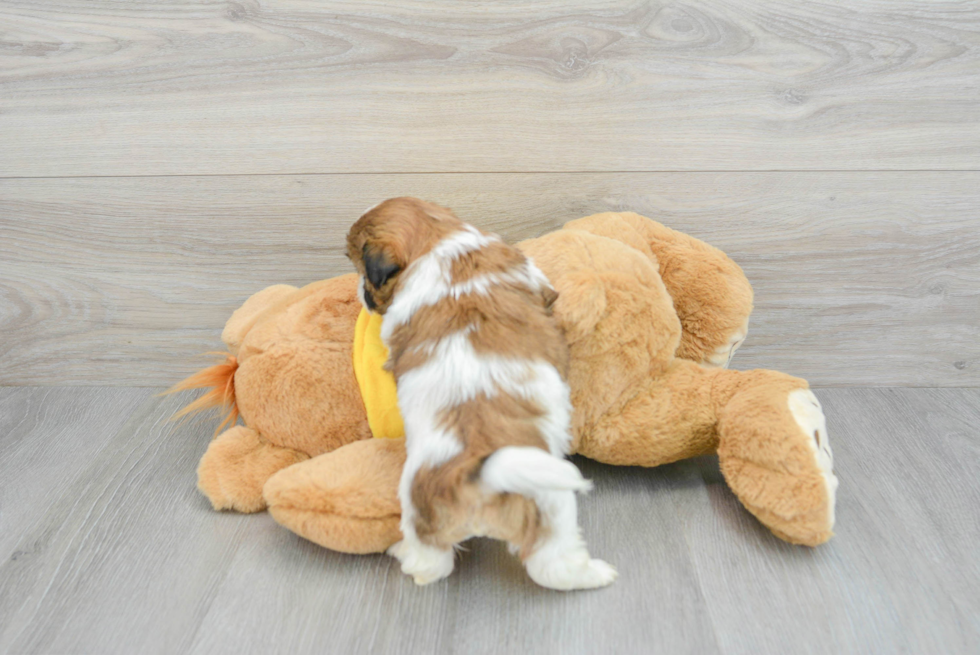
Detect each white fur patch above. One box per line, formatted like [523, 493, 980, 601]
[394, 417, 463, 586]
[397, 330, 573, 456]
[448, 263, 548, 300]
[380, 226, 553, 344]
[381, 226, 497, 342]
[388, 537, 455, 585]
[481, 446, 592, 497]
[523, 489, 617, 590]
[788, 388, 838, 530]
[356, 275, 369, 310]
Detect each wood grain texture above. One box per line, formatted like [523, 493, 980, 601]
[188, 452, 720, 655]
[1, 1, 978, 176]
[2, 172, 977, 386]
[1, 387, 977, 654]
[670, 387, 980, 655]
[0, 390, 255, 654]
[0, 387, 154, 562]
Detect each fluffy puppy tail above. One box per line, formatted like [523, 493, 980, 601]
[164, 353, 239, 437]
[481, 447, 592, 498]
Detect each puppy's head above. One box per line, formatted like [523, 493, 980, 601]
[346, 197, 462, 313]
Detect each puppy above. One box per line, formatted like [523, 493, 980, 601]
[346, 197, 616, 590]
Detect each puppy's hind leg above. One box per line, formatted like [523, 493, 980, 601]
[387, 465, 455, 586]
[523, 490, 617, 591]
[388, 534, 454, 586]
[482, 447, 616, 590]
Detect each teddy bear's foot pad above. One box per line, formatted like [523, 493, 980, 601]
[787, 388, 838, 533]
[717, 382, 839, 547]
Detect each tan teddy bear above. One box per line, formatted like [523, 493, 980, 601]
[175, 211, 837, 553]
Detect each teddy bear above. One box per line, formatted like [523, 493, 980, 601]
[173, 211, 837, 553]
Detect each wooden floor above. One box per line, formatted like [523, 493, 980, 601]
[1, 386, 977, 654]
[2, 1, 978, 653]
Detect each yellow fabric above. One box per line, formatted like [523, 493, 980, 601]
[352, 309, 405, 439]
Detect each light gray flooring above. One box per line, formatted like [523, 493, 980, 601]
[1, 387, 977, 654]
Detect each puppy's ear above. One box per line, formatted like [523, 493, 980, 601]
[542, 287, 559, 314]
[363, 246, 401, 288]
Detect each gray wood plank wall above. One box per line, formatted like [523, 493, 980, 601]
[1, 1, 978, 387]
[2, 1, 978, 175]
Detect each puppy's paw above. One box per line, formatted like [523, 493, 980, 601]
[388, 539, 455, 586]
[526, 551, 617, 591]
[578, 558, 618, 588]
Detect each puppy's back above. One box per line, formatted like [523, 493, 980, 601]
[389, 226, 574, 551]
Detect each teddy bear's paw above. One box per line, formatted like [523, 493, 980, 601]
[197, 426, 308, 514]
[788, 388, 838, 531]
[525, 548, 617, 591]
[388, 539, 455, 586]
[716, 380, 838, 547]
[705, 319, 749, 368]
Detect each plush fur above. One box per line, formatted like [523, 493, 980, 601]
[174, 209, 838, 552]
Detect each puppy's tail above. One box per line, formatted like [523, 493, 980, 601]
[481, 447, 592, 499]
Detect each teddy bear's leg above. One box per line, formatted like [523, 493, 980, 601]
[264, 438, 405, 554]
[715, 375, 838, 546]
[197, 425, 309, 513]
[637, 219, 752, 368]
[576, 361, 837, 547]
[574, 360, 721, 467]
[563, 212, 753, 367]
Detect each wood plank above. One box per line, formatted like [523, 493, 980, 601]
[0, 390, 253, 654]
[2, 172, 976, 386]
[0, 387, 154, 562]
[186, 457, 720, 655]
[671, 388, 980, 654]
[1, 1, 978, 176]
[3, 387, 976, 653]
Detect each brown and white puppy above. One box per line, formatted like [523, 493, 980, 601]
[346, 197, 616, 590]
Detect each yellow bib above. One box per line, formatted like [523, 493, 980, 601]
[352, 309, 405, 439]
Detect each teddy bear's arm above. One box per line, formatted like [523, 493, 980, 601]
[562, 213, 753, 368]
[264, 437, 405, 554]
[197, 425, 309, 513]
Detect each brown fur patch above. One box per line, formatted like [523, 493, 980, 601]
[408, 391, 551, 553]
[386, 286, 568, 380]
[410, 455, 545, 557]
[448, 240, 526, 282]
[346, 197, 464, 313]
